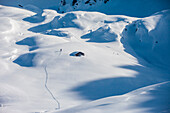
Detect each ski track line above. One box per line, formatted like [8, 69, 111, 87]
[44, 65, 61, 109]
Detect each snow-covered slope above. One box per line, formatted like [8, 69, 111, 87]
[122, 10, 170, 68]
[54, 82, 170, 113]
[0, 0, 170, 113]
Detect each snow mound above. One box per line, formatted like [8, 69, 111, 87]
[16, 36, 39, 51]
[81, 25, 117, 42]
[23, 13, 45, 23]
[51, 13, 80, 29]
[28, 11, 123, 37]
[13, 53, 37, 67]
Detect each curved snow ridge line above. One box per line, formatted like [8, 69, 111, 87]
[126, 81, 170, 95]
[44, 65, 61, 109]
[121, 10, 170, 69]
[89, 81, 170, 103]
[50, 81, 170, 113]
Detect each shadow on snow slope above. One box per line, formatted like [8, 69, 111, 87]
[13, 53, 37, 67]
[28, 21, 69, 37]
[136, 82, 170, 113]
[121, 10, 170, 69]
[61, 82, 170, 113]
[23, 13, 45, 23]
[27, 13, 81, 37]
[16, 36, 39, 51]
[71, 64, 170, 100]
[70, 10, 170, 102]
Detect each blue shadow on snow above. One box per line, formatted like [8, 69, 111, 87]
[13, 53, 36, 67]
[71, 65, 170, 100]
[23, 13, 45, 23]
[16, 37, 39, 51]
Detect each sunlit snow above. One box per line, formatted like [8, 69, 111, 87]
[0, 0, 170, 113]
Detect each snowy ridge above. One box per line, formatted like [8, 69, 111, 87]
[52, 81, 170, 113]
[0, 1, 170, 113]
[122, 10, 170, 68]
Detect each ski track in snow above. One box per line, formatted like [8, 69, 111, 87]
[44, 64, 61, 110]
[44, 50, 62, 111]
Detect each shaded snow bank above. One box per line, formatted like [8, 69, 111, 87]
[52, 82, 170, 113]
[121, 10, 170, 69]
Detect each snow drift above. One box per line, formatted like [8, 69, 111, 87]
[122, 10, 170, 68]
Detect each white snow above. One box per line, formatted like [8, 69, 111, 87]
[0, 0, 170, 113]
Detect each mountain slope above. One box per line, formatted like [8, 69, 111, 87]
[122, 10, 170, 68]
[0, 1, 170, 113]
[53, 82, 170, 113]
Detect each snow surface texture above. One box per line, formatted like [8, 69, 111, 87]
[0, 0, 170, 113]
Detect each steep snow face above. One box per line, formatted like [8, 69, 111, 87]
[122, 10, 170, 68]
[81, 25, 118, 42]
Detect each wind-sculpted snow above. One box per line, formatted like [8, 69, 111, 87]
[81, 25, 117, 43]
[16, 36, 39, 51]
[71, 64, 169, 100]
[28, 23, 70, 37]
[13, 53, 37, 67]
[29, 13, 81, 32]
[121, 10, 170, 68]
[23, 13, 45, 23]
[51, 13, 81, 29]
[28, 12, 119, 37]
[0, 2, 170, 113]
[56, 82, 170, 113]
[28, 13, 81, 37]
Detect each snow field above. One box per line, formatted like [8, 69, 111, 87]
[0, 1, 169, 113]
